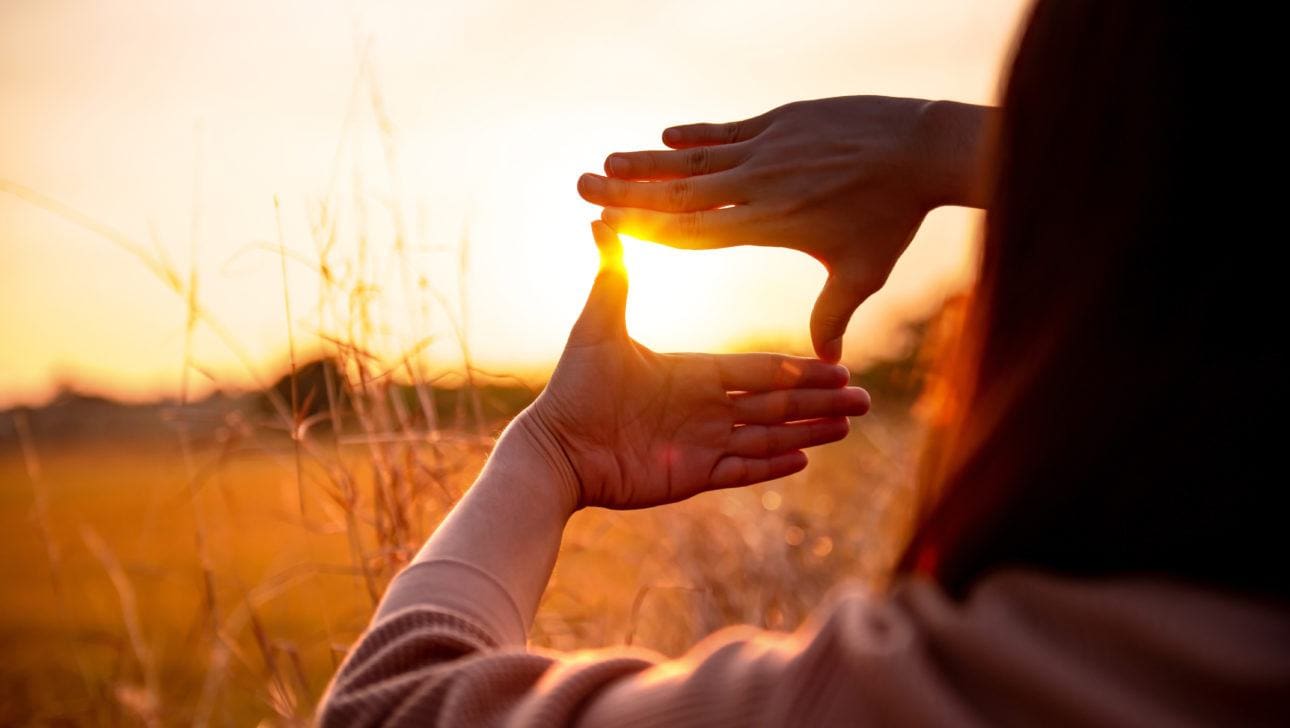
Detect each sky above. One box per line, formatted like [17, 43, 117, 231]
[0, 0, 1030, 407]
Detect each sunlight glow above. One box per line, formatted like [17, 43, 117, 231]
[0, 0, 1027, 406]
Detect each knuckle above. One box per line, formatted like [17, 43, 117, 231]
[723, 458, 748, 486]
[776, 189, 811, 216]
[724, 121, 743, 145]
[815, 320, 848, 341]
[686, 147, 711, 175]
[677, 210, 705, 239]
[766, 427, 784, 455]
[816, 307, 848, 328]
[667, 180, 693, 210]
[808, 421, 825, 442]
[773, 391, 794, 420]
[638, 152, 658, 176]
[606, 178, 630, 202]
[747, 161, 784, 186]
[768, 355, 791, 388]
[856, 271, 888, 297]
[815, 419, 836, 440]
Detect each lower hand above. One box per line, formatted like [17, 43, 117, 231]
[518, 222, 871, 513]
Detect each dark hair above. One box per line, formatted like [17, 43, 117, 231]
[901, 0, 1286, 600]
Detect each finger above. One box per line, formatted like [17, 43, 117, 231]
[579, 172, 742, 213]
[570, 221, 628, 343]
[662, 114, 773, 149]
[811, 274, 880, 363]
[600, 206, 757, 250]
[714, 353, 850, 392]
[602, 144, 748, 180]
[727, 418, 850, 458]
[709, 450, 807, 489]
[731, 387, 871, 425]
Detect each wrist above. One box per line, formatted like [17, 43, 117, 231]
[491, 407, 582, 518]
[913, 99, 994, 209]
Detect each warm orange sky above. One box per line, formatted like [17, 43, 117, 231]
[0, 0, 1029, 408]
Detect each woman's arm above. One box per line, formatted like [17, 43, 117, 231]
[318, 222, 871, 725]
[381, 222, 867, 636]
[376, 416, 577, 645]
[916, 100, 998, 210]
[577, 96, 999, 363]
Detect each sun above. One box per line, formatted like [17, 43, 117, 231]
[615, 233, 739, 352]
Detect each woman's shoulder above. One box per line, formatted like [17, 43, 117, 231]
[812, 567, 1290, 642]
[884, 567, 1290, 656]
[582, 569, 1290, 727]
[809, 568, 1290, 727]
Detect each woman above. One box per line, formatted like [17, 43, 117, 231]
[319, 1, 1289, 725]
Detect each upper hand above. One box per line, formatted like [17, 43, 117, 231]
[577, 96, 988, 363]
[518, 222, 871, 513]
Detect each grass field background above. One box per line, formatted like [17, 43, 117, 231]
[0, 363, 928, 725]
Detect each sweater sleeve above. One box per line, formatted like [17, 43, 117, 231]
[317, 568, 1290, 727]
[317, 557, 658, 727]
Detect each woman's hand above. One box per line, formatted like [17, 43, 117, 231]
[577, 96, 994, 362]
[517, 222, 870, 513]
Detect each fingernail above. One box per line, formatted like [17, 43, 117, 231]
[662, 128, 680, 145]
[578, 173, 602, 194]
[607, 156, 630, 177]
[822, 338, 843, 364]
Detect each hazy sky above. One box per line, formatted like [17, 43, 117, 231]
[0, 0, 1029, 407]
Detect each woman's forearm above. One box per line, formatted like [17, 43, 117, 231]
[916, 100, 999, 209]
[380, 411, 576, 644]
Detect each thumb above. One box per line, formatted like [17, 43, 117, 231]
[570, 221, 629, 342]
[810, 273, 874, 363]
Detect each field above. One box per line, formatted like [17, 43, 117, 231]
[0, 362, 929, 725]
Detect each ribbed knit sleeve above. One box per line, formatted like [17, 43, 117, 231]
[318, 605, 654, 727]
[317, 569, 1290, 727]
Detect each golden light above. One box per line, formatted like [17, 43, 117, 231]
[618, 233, 731, 350]
[0, 0, 1025, 405]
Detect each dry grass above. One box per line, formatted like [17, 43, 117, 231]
[0, 399, 923, 725]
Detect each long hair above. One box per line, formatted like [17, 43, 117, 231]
[901, 0, 1286, 599]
